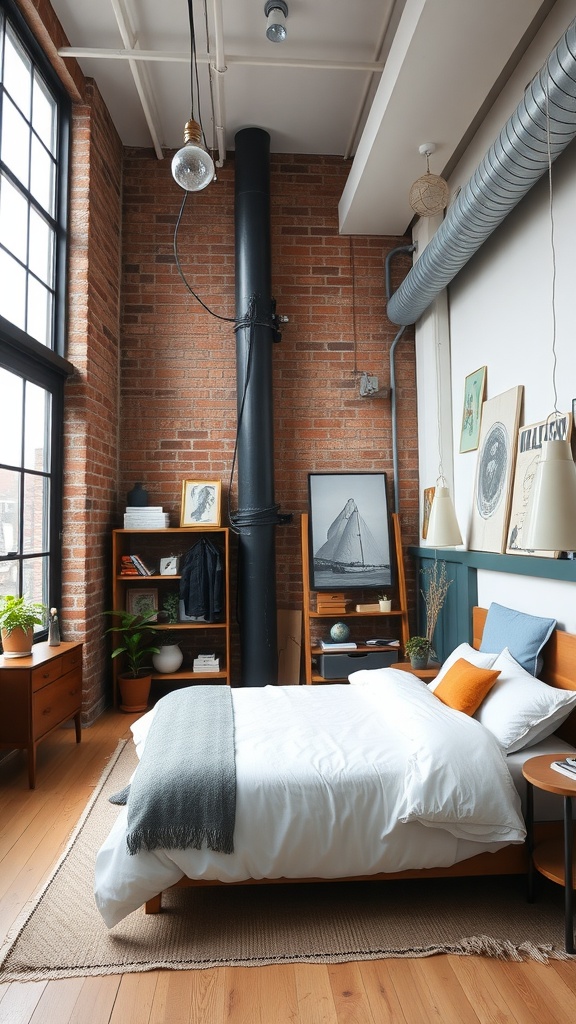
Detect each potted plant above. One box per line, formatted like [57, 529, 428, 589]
[0, 595, 46, 658]
[152, 629, 184, 674]
[404, 635, 434, 670]
[378, 593, 392, 612]
[104, 609, 160, 712]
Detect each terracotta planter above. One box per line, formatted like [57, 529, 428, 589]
[118, 672, 152, 713]
[1, 626, 34, 658]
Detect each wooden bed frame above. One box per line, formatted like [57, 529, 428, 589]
[144, 606, 576, 913]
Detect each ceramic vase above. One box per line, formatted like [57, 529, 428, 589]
[152, 644, 183, 674]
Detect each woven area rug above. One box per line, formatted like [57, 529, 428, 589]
[0, 740, 573, 982]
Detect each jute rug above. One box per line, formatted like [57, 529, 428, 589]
[0, 740, 573, 982]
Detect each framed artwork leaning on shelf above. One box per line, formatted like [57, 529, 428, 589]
[180, 480, 221, 527]
[126, 588, 159, 621]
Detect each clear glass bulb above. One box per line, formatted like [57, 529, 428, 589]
[171, 143, 215, 192]
[266, 9, 287, 42]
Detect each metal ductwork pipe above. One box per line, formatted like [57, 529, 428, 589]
[387, 18, 576, 326]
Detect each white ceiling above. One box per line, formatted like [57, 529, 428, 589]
[50, 0, 556, 234]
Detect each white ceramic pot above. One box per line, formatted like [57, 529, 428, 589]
[152, 644, 183, 673]
[379, 599, 392, 612]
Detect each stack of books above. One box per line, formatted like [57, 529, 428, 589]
[120, 554, 155, 576]
[319, 639, 357, 651]
[193, 653, 220, 673]
[550, 757, 576, 781]
[123, 506, 170, 528]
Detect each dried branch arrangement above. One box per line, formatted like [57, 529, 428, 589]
[421, 559, 452, 643]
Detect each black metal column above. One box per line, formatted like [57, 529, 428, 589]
[234, 127, 278, 686]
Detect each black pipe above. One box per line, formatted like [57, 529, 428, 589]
[234, 127, 279, 687]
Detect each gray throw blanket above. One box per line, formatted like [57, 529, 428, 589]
[111, 686, 236, 856]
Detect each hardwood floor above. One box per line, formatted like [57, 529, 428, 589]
[1, 710, 576, 1024]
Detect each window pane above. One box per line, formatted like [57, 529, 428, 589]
[0, 248, 26, 330]
[30, 136, 55, 215]
[22, 554, 48, 615]
[4, 24, 31, 116]
[24, 382, 50, 471]
[0, 368, 23, 467]
[32, 73, 56, 155]
[27, 275, 51, 345]
[0, 174, 28, 262]
[0, 468, 21, 556]
[23, 472, 47, 554]
[28, 207, 53, 284]
[1, 94, 30, 186]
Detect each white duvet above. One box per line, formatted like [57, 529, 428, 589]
[95, 670, 526, 927]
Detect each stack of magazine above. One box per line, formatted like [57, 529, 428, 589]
[124, 505, 170, 528]
[550, 756, 576, 781]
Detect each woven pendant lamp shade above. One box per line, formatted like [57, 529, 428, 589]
[409, 172, 449, 217]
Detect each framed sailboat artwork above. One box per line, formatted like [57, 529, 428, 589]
[307, 472, 393, 591]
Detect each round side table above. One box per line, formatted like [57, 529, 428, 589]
[522, 753, 576, 954]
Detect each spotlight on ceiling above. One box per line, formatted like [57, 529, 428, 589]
[265, 0, 288, 42]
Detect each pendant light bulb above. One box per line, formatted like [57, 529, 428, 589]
[265, 0, 288, 42]
[522, 438, 576, 551]
[171, 119, 215, 192]
[426, 485, 463, 548]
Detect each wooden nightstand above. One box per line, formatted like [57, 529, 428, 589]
[389, 661, 441, 683]
[0, 641, 83, 789]
[522, 753, 576, 953]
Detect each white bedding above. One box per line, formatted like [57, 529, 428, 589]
[95, 671, 526, 927]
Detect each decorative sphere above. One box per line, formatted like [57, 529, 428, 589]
[330, 621, 350, 642]
[409, 173, 449, 217]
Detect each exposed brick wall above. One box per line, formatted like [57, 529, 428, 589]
[65, 81, 123, 720]
[120, 149, 420, 681]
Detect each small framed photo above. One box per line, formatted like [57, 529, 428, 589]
[180, 480, 221, 527]
[159, 555, 180, 576]
[459, 365, 487, 453]
[126, 588, 158, 620]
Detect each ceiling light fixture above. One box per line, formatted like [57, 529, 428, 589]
[522, 72, 576, 552]
[264, 0, 288, 43]
[409, 143, 449, 218]
[171, 0, 215, 192]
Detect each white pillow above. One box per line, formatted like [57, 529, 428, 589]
[474, 647, 576, 754]
[429, 643, 498, 693]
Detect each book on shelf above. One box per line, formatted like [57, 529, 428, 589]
[120, 556, 140, 576]
[130, 554, 155, 576]
[550, 759, 576, 782]
[193, 653, 220, 672]
[355, 602, 382, 613]
[123, 509, 170, 528]
[125, 506, 164, 513]
[319, 640, 357, 650]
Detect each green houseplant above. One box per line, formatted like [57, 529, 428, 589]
[404, 635, 434, 669]
[0, 595, 46, 658]
[104, 609, 160, 712]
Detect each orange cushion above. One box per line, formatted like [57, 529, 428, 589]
[433, 658, 500, 716]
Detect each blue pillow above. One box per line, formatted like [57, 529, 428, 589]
[479, 603, 556, 676]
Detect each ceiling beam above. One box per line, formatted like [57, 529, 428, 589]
[108, 0, 164, 158]
[57, 46, 384, 74]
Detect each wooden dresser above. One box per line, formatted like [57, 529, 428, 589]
[0, 641, 83, 788]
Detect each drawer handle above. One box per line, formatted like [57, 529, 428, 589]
[42, 706, 52, 716]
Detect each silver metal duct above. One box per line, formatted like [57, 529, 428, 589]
[387, 18, 576, 326]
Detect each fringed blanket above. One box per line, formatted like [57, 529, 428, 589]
[113, 686, 236, 855]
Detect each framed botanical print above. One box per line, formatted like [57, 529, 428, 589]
[180, 480, 221, 527]
[459, 366, 487, 453]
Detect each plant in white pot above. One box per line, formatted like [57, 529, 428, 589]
[378, 593, 392, 612]
[152, 629, 183, 674]
[0, 595, 46, 658]
[104, 609, 160, 712]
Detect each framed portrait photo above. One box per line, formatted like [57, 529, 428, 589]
[126, 588, 158, 620]
[180, 480, 221, 527]
[307, 472, 392, 591]
[459, 365, 487, 453]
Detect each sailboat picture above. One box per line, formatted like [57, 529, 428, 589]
[308, 473, 392, 590]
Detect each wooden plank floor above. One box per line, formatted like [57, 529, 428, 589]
[1, 710, 576, 1023]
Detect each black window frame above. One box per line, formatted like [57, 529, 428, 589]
[0, 0, 73, 638]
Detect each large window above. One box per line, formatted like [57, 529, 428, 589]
[0, 0, 70, 630]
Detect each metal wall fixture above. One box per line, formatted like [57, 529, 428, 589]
[387, 18, 576, 327]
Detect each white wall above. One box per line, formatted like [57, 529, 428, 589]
[416, 0, 576, 632]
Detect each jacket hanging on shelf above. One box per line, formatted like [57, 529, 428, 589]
[179, 538, 224, 623]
